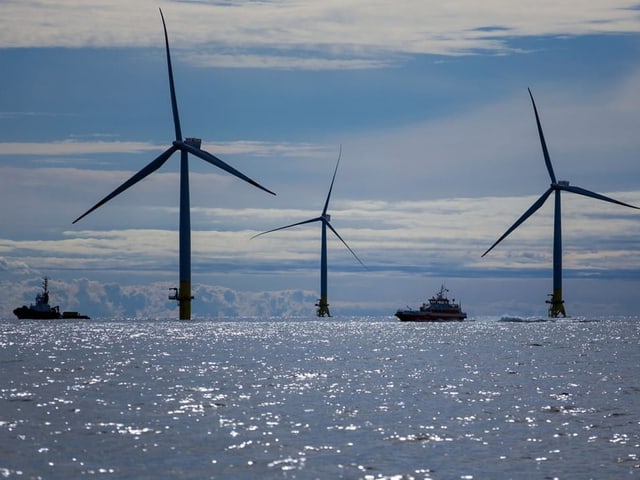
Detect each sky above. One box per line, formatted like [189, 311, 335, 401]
[1, 0, 640, 319]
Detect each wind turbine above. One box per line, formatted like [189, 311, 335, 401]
[252, 147, 365, 317]
[73, 9, 275, 320]
[482, 88, 638, 317]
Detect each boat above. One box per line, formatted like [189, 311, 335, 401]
[395, 285, 467, 322]
[13, 277, 90, 320]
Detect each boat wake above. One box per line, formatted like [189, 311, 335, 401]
[498, 315, 554, 323]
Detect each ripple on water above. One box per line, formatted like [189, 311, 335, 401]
[0, 317, 639, 478]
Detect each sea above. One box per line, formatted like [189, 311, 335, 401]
[0, 315, 639, 480]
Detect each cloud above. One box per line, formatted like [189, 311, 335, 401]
[1, 189, 638, 283]
[1, 1, 639, 68]
[0, 140, 160, 156]
[0, 276, 324, 318]
[0, 256, 37, 275]
[0, 139, 325, 157]
[4, 274, 640, 319]
[186, 52, 396, 71]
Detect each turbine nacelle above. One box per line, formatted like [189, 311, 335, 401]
[555, 180, 570, 187]
[173, 137, 203, 150]
[185, 137, 202, 149]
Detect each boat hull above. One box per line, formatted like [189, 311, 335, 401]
[62, 311, 90, 320]
[395, 311, 466, 322]
[13, 306, 61, 320]
[13, 307, 90, 320]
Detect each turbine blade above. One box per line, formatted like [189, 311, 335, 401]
[326, 221, 366, 268]
[481, 187, 554, 257]
[322, 145, 342, 216]
[73, 145, 177, 224]
[159, 8, 182, 142]
[528, 88, 556, 184]
[251, 217, 322, 239]
[182, 143, 275, 196]
[561, 184, 640, 209]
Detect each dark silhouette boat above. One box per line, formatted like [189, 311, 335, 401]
[395, 285, 467, 322]
[13, 278, 90, 320]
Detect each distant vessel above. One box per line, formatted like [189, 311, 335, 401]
[395, 285, 467, 322]
[13, 278, 90, 320]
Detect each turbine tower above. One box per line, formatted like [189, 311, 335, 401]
[73, 9, 275, 320]
[252, 147, 364, 317]
[482, 88, 638, 317]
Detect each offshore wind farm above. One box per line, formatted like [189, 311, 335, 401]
[2, 2, 640, 318]
[4, 4, 640, 479]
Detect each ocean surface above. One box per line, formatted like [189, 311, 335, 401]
[1, 315, 639, 479]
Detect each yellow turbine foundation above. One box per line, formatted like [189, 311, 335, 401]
[179, 280, 193, 320]
[546, 288, 566, 318]
[316, 296, 331, 317]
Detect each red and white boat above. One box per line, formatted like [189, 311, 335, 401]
[395, 285, 467, 322]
